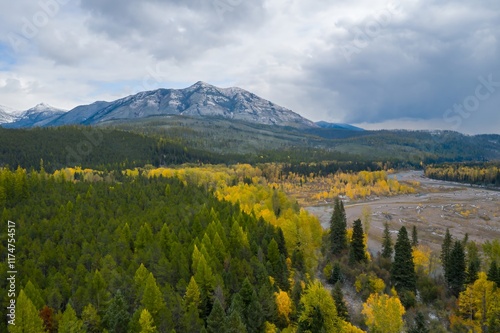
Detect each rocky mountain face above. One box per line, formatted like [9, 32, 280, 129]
[1, 103, 67, 128]
[0, 105, 17, 124]
[46, 81, 317, 128]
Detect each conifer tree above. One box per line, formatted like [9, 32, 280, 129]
[24, 280, 44, 310]
[139, 309, 157, 333]
[82, 304, 101, 333]
[350, 219, 367, 263]
[225, 311, 248, 333]
[448, 240, 466, 296]
[9, 290, 45, 333]
[103, 291, 130, 332]
[391, 226, 416, 293]
[487, 260, 499, 286]
[465, 241, 481, 285]
[329, 261, 342, 285]
[441, 228, 452, 282]
[142, 273, 167, 323]
[411, 225, 419, 247]
[332, 283, 349, 321]
[408, 311, 429, 333]
[330, 197, 347, 255]
[58, 303, 85, 333]
[381, 223, 393, 259]
[207, 298, 226, 333]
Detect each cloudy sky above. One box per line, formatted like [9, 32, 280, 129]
[1, 0, 499, 134]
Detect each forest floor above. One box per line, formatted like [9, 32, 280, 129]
[305, 170, 500, 255]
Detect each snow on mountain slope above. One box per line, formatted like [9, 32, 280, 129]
[48, 82, 317, 128]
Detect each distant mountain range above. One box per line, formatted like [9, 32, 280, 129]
[1, 103, 67, 128]
[0, 82, 365, 131]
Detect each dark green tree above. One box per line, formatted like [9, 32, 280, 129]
[391, 226, 416, 293]
[465, 241, 481, 285]
[224, 311, 247, 333]
[239, 278, 264, 333]
[332, 283, 349, 321]
[349, 219, 367, 263]
[408, 312, 429, 333]
[329, 262, 342, 285]
[441, 228, 452, 283]
[448, 240, 466, 296]
[411, 225, 419, 247]
[330, 197, 347, 255]
[381, 223, 393, 259]
[207, 298, 226, 333]
[487, 261, 500, 286]
[103, 291, 130, 333]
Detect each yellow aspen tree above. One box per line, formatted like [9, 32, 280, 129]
[362, 293, 405, 333]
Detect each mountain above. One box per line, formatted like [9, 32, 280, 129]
[47, 81, 317, 128]
[0, 105, 17, 124]
[315, 121, 364, 131]
[2, 103, 67, 128]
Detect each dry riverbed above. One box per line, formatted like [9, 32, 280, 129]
[306, 170, 500, 255]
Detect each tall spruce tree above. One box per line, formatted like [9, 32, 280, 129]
[332, 283, 349, 321]
[487, 261, 500, 286]
[441, 228, 452, 283]
[207, 298, 226, 333]
[350, 219, 367, 263]
[330, 197, 347, 255]
[381, 223, 393, 259]
[465, 241, 481, 285]
[411, 225, 419, 247]
[448, 240, 466, 296]
[391, 226, 416, 293]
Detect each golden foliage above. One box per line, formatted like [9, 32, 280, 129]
[362, 293, 405, 333]
[275, 290, 293, 323]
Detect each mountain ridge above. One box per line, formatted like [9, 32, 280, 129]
[44, 81, 318, 128]
[1, 103, 67, 128]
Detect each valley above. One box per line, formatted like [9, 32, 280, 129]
[306, 170, 500, 254]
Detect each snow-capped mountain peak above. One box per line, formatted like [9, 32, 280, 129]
[47, 82, 318, 128]
[1, 103, 67, 128]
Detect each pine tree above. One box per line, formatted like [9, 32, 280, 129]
[207, 298, 226, 333]
[408, 312, 429, 333]
[330, 197, 347, 255]
[239, 278, 264, 333]
[411, 225, 419, 247]
[448, 240, 466, 296]
[24, 280, 44, 310]
[225, 310, 248, 333]
[103, 291, 129, 333]
[142, 273, 167, 323]
[139, 309, 157, 333]
[381, 223, 393, 259]
[82, 304, 101, 333]
[350, 219, 367, 263]
[487, 261, 499, 286]
[332, 283, 349, 321]
[465, 242, 481, 285]
[441, 228, 452, 283]
[9, 290, 45, 333]
[391, 226, 416, 293]
[58, 303, 85, 333]
[329, 261, 342, 285]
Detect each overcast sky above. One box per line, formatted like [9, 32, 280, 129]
[1, 0, 499, 134]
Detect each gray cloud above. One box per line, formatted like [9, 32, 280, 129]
[79, 0, 267, 61]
